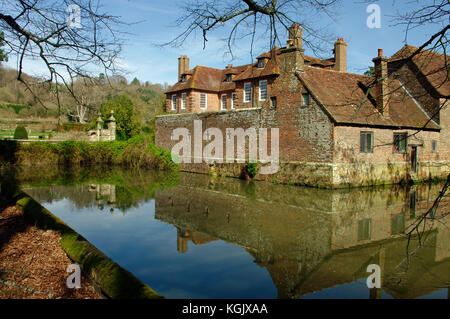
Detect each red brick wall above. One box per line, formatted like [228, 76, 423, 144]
[233, 77, 276, 109]
[166, 90, 220, 113]
[439, 98, 450, 159]
[156, 95, 335, 164]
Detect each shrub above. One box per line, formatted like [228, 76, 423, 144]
[99, 94, 142, 140]
[6, 103, 30, 114]
[246, 162, 259, 178]
[13, 125, 28, 139]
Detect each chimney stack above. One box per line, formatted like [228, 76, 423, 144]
[372, 48, 389, 115]
[282, 23, 305, 71]
[178, 55, 190, 81]
[334, 38, 347, 72]
[288, 23, 303, 49]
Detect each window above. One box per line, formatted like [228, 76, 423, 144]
[257, 59, 265, 68]
[259, 80, 267, 101]
[244, 83, 251, 103]
[226, 74, 232, 82]
[391, 213, 405, 235]
[302, 93, 310, 107]
[231, 93, 236, 109]
[360, 132, 373, 153]
[432, 140, 437, 153]
[393, 133, 407, 153]
[221, 94, 227, 110]
[181, 74, 187, 82]
[270, 97, 277, 109]
[181, 93, 186, 110]
[358, 219, 371, 241]
[171, 95, 177, 111]
[200, 93, 207, 109]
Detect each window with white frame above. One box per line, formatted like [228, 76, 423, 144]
[181, 93, 186, 110]
[221, 94, 227, 110]
[231, 93, 236, 109]
[259, 80, 267, 101]
[244, 83, 251, 103]
[200, 93, 207, 109]
[171, 95, 177, 111]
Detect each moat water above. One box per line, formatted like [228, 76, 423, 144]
[10, 166, 450, 299]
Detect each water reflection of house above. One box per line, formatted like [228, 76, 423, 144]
[155, 174, 449, 299]
[177, 228, 216, 254]
[88, 183, 116, 212]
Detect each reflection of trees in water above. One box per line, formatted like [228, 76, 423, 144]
[18, 167, 450, 298]
[19, 166, 179, 213]
[24, 185, 97, 210]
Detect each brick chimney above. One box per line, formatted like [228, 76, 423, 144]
[282, 23, 305, 71]
[372, 49, 389, 115]
[178, 55, 190, 81]
[334, 38, 347, 72]
[288, 23, 303, 49]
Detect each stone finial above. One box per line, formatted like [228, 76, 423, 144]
[107, 110, 116, 141]
[108, 110, 115, 122]
[96, 113, 103, 130]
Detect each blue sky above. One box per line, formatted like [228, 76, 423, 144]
[5, 0, 446, 85]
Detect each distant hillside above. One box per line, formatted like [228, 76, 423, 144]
[0, 66, 167, 126]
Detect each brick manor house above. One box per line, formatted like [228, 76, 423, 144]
[156, 24, 450, 187]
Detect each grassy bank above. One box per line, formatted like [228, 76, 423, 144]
[0, 134, 178, 171]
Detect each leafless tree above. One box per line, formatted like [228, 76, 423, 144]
[0, 0, 124, 117]
[165, 0, 341, 58]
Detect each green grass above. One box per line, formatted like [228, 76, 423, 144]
[0, 134, 179, 171]
[0, 129, 54, 139]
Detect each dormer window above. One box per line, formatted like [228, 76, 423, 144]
[181, 74, 187, 82]
[257, 59, 265, 68]
[226, 74, 233, 82]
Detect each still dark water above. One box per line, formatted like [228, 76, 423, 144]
[12, 166, 450, 299]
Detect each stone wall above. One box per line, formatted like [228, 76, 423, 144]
[156, 97, 337, 186]
[332, 125, 448, 186]
[156, 105, 449, 187]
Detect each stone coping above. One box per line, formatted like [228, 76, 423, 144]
[156, 107, 263, 118]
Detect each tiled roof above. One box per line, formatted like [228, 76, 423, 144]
[166, 46, 336, 93]
[298, 66, 439, 130]
[389, 45, 450, 97]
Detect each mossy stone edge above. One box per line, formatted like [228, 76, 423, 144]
[3, 186, 163, 299]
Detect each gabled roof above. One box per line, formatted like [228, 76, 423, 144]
[389, 45, 450, 97]
[298, 66, 439, 130]
[166, 46, 336, 93]
[166, 66, 224, 93]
